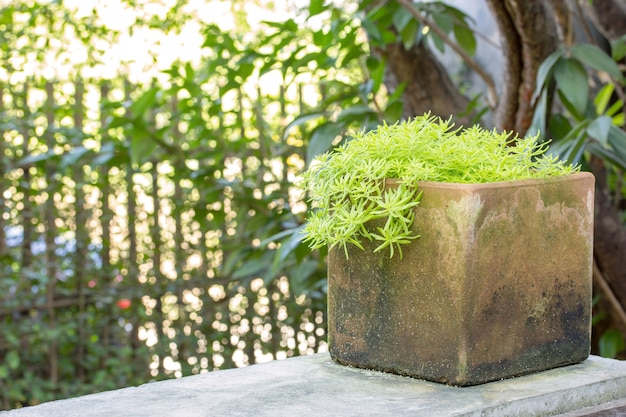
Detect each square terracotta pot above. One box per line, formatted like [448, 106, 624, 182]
[328, 172, 595, 386]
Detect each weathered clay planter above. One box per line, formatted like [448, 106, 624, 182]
[328, 172, 595, 386]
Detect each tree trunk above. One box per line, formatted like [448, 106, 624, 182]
[374, 41, 470, 123]
[485, 0, 561, 132]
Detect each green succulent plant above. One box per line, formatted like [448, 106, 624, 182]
[301, 114, 579, 259]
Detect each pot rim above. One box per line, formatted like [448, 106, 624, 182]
[386, 171, 594, 191]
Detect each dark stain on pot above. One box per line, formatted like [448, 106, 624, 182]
[526, 315, 540, 327]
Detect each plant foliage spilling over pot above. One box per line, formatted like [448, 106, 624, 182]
[302, 114, 594, 386]
[301, 114, 579, 258]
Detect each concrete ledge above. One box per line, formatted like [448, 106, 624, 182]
[3, 354, 626, 416]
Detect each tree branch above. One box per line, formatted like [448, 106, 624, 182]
[374, 41, 471, 123]
[485, 0, 521, 131]
[593, 259, 626, 332]
[487, 0, 561, 134]
[394, 0, 498, 109]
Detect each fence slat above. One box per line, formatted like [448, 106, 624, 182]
[73, 80, 88, 381]
[17, 84, 33, 274]
[44, 81, 59, 385]
[0, 84, 7, 259]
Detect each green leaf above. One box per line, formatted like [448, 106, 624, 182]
[15, 150, 56, 168]
[548, 114, 572, 140]
[202, 24, 223, 47]
[453, 23, 476, 56]
[283, 111, 326, 139]
[339, 45, 365, 67]
[183, 62, 195, 82]
[288, 259, 319, 296]
[400, 19, 419, 50]
[392, 6, 412, 32]
[384, 99, 403, 122]
[554, 58, 589, 116]
[366, 1, 396, 22]
[533, 50, 563, 102]
[430, 33, 445, 53]
[308, 0, 325, 18]
[587, 116, 612, 146]
[336, 105, 377, 123]
[370, 55, 386, 93]
[365, 56, 380, 72]
[360, 17, 382, 45]
[60, 148, 89, 170]
[527, 88, 548, 137]
[220, 249, 248, 276]
[571, 43, 623, 81]
[265, 227, 305, 285]
[6, 350, 20, 370]
[557, 90, 584, 121]
[594, 83, 614, 115]
[107, 114, 131, 129]
[458, 93, 487, 125]
[608, 125, 626, 163]
[432, 12, 453, 34]
[231, 256, 267, 281]
[130, 131, 156, 166]
[607, 100, 625, 119]
[599, 329, 625, 358]
[284, 18, 298, 33]
[547, 120, 589, 165]
[611, 35, 626, 61]
[442, 4, 473, 26]
[306, 122, 344, 165]
[381, 29, 398, 45]
[587, 142, 626, 171]
[258, 229, 297, 248]
[562, 133, 587, 166]
[130, 86, 159, 117]
[277, 226, 304, 264]
[236, 62, 255, 81]
[313, 28, 333, 47]
[388, 81, 407, 101]
[0, 5, 13, 26]
[261, 20, 287, 30]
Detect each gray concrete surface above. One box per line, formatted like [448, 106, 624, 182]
[3, 353, 626, 417]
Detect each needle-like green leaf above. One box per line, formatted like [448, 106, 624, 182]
[300, 114, 579, 258]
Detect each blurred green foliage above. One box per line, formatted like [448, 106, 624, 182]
[0, 0, 394, 409]
[1, 0, 625, 410]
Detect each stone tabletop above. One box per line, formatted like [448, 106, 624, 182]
[3, 353, 626, 417]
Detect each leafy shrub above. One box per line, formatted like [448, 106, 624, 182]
[302, 114, 579, 258]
